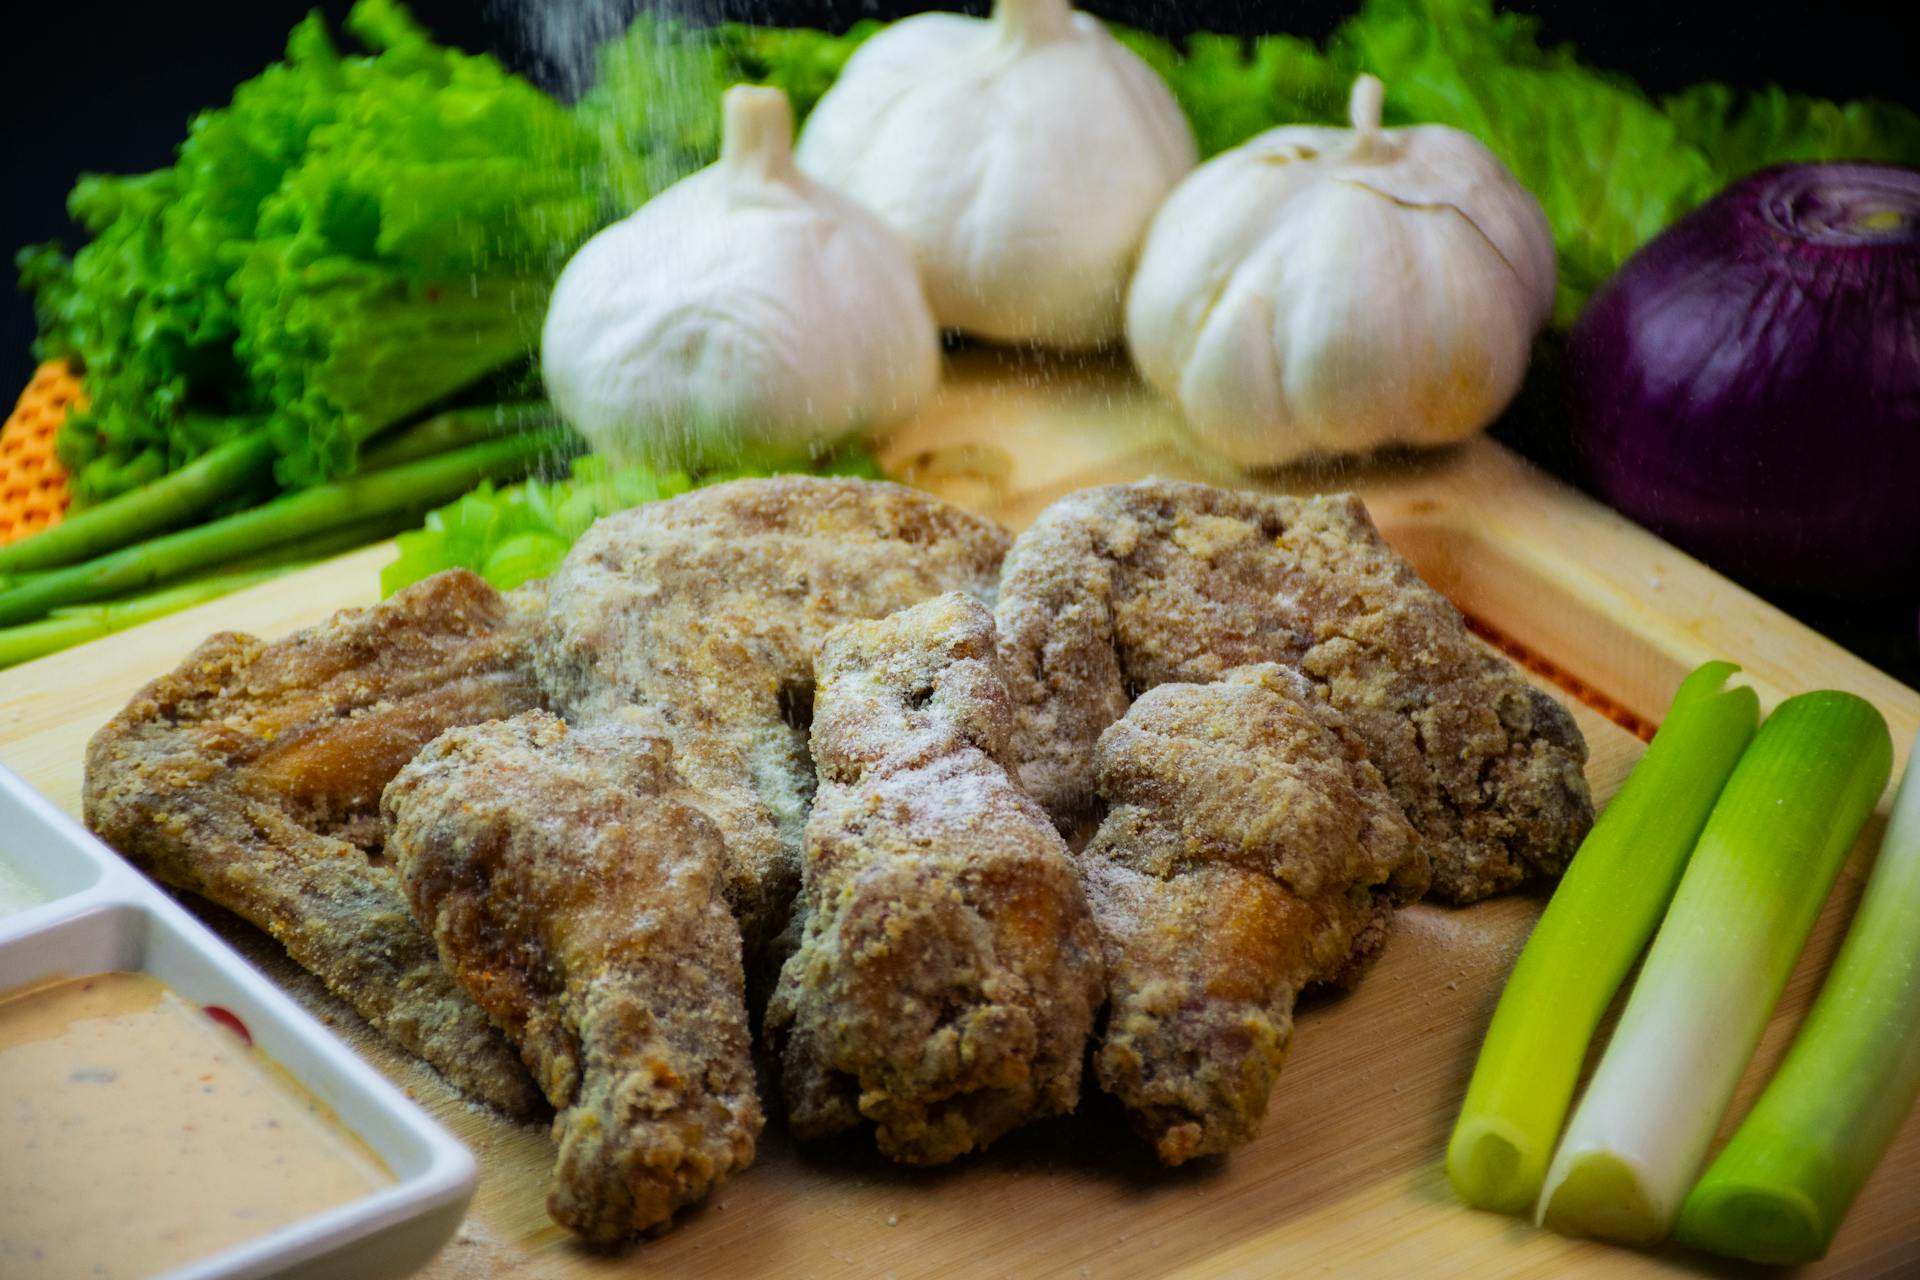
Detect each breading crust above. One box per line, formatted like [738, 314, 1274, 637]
[997, 481, 1592, 901]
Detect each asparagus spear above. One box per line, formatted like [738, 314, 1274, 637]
[0, 427, 275, 575]
[0, 429, 575, 627]
[358, 403, 558, 471]
[0, 567, 285, 668]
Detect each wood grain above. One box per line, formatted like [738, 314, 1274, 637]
[2, 352, 1915, 1278]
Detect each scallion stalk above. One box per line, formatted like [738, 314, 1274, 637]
[1674, 729, 1920, 1264]
[1537, 691, 1892, 1245]
[1447, 661, 1759, 1212]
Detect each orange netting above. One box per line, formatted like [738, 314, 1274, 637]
[0, 360, 78, 546]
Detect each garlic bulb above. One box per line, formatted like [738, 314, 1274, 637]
[795, 0, 1196, 350]
[541, 86, 940, 463]
[1126, 75, 1557, 468]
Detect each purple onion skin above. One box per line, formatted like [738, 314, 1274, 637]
[1569, 163, 1920, 601]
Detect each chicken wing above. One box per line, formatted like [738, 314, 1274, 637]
[83, 570, 544, 1115]
[765, 594, 1104, 1164]
[995, 480, 1592, 902]
[537, 477, 1010, 953]
[1083, 665, 1425, 1164]
[385, 710, 761, 1240]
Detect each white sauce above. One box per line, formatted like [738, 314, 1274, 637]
[0, 972, 392, 1278]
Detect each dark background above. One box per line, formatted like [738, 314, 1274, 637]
[9, 1, 1917, 397]
[6, 1, 1918, 679]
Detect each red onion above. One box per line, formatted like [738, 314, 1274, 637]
[1569, 164, 1920, 600]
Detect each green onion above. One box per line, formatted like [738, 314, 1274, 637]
[1537, 691, 1892, 1245]
[1447, 661, 1759, 1213]
[1675, 729, 1920, 1264]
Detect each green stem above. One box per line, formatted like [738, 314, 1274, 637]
[1676, 729, 1920, 1265]
[359, 403, 557, 472]
[1447, 661, 1758, 1213]
[0, 566, 285, 668]
[0, 427, 276, 575]
[0, 429, 574, 627]
[221, 514, 423, 572]
[1537, 692, 1893, 1245]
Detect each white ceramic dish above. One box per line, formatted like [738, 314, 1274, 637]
[0, 764, 477, 1280]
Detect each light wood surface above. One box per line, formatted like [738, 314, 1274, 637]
[2, 351, 1916, 1278]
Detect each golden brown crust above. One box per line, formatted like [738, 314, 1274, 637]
[1084, 667, 1423, 1164]
[996, 481, 1592, 902]
[765, 594, 1104, 1165]
[81, 570, 545, 1116]
[385, 710, 762, 1241]
[536, 477, 1011, 953]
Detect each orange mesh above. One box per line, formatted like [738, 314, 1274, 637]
[0, 360, 78, 546]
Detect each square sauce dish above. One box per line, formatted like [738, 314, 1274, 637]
[0, 764, 477, 1280]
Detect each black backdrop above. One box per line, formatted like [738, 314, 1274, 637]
[8, 0, 1916, 395]
[7, 1, 1917, 675]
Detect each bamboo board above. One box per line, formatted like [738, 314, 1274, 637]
[2, 351, 1917, 1279]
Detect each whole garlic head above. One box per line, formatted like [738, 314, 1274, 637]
[541, 86, 941, 464]
[795, 0, 1196, 350]
[1126, 75, 1557, 467]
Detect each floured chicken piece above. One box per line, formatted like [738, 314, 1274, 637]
[83, 570, 544, 1115]
[386, 710, 761, 1240]
[1084, 665, 1426, 1165]
[766, 594, 1104, 1164]
[538, 477, 1010, 954]
[996, 480, 1592, 902]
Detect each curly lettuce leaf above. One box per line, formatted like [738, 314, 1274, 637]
[574, 17, 880, 208]
[1663, 82, 1920, 179]
[21, 0, 614, 502]
[1114, 29, 1349, 158]
[1330, 0, 1723, 327]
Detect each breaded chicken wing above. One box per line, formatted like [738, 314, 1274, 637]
[996, 481, 1592, 902]
[766, 594, 1104, 1164]
[537, 477, 1010, 953]
[385, 710, 761, 1240]
[83, 570, 544, 1115]
[1083, 665, 1426, 1164]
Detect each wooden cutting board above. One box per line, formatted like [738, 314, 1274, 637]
[2, 351, 1917, 1279]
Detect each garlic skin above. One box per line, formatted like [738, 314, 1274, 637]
[1126, 75, 1556, 467]
[795, 0, 1196, 350]
[541, 86, 940, 464]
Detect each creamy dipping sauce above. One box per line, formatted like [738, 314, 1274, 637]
[0, 857, 43, 918]
[0, 972, 392, 1279]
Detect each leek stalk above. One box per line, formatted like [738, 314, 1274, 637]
[1447, 661, 1758, 1212]
[1537, 691, 1891, 1245]
[1676, 730, 1920, 1264]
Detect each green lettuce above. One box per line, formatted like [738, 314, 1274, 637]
[574, 17, 881, 202]
[24, 0, 614, 503]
